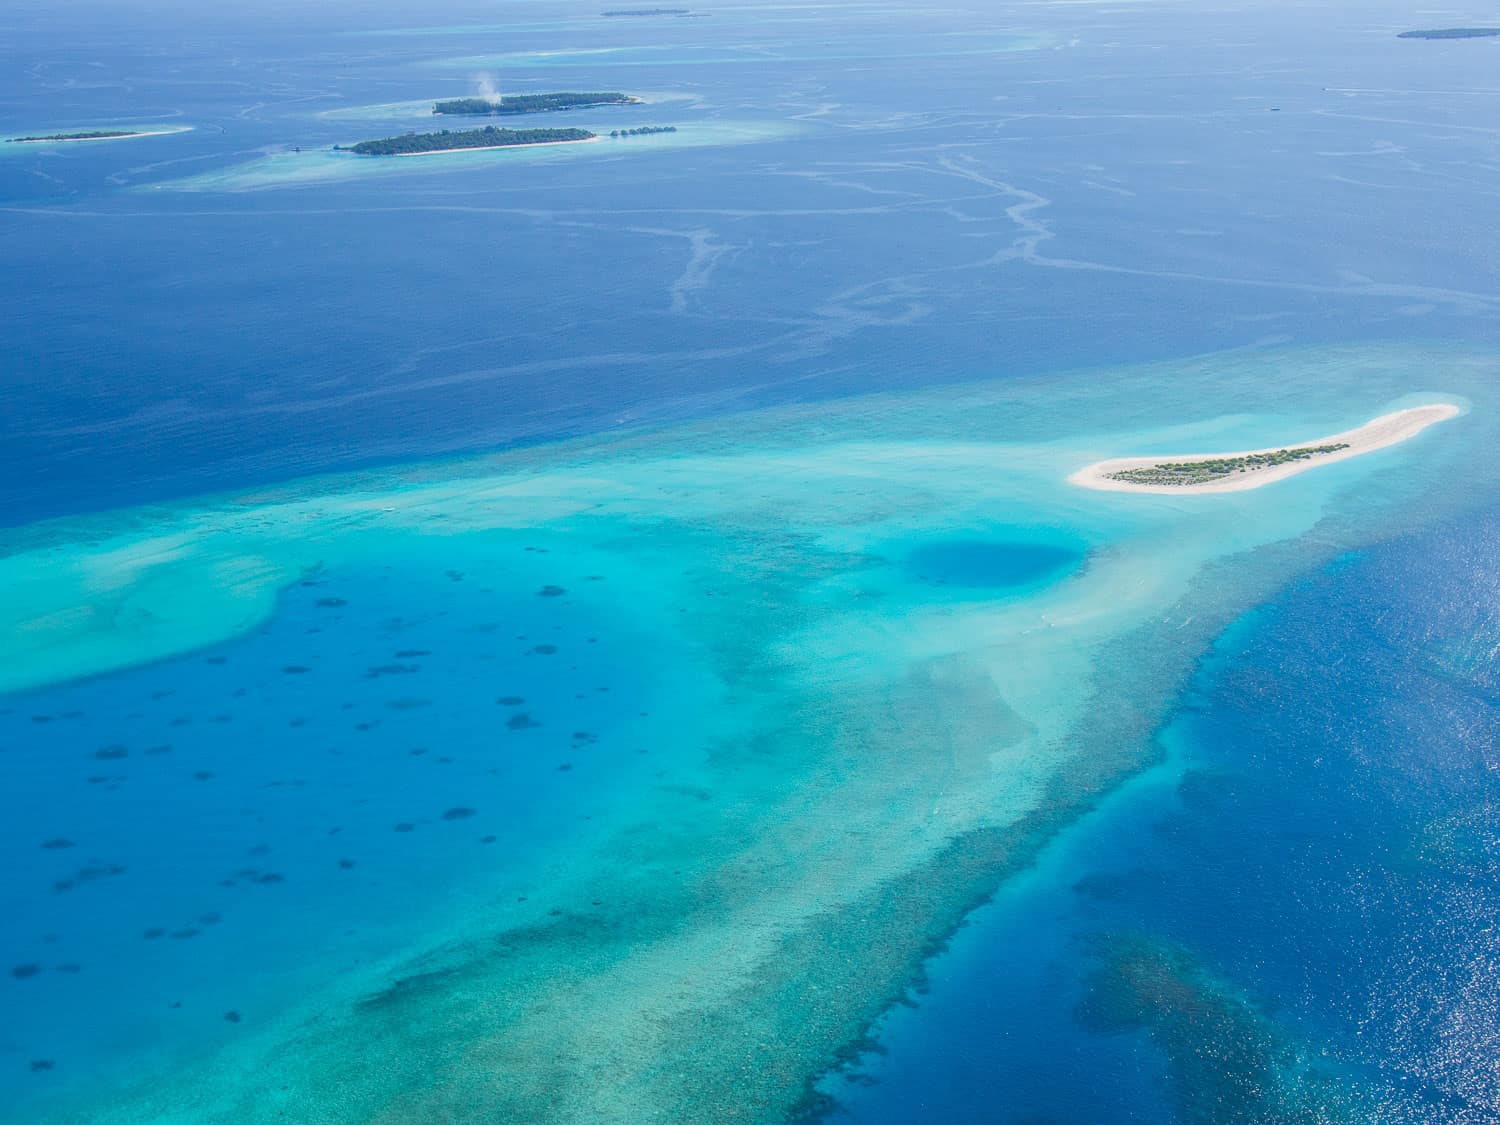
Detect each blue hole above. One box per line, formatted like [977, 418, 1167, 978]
[905, 537, 1083, 591]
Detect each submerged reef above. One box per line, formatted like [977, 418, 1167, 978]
[2, 345, 1495, 1124]
[1079, 936, 1359, 1122]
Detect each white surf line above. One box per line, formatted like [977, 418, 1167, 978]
[1070, 403, 1461, 494]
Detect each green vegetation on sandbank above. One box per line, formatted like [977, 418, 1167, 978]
[1107, 443, 1350, 486]
[609, 125, 678, 137]
[1397, 27, 1500, 39]
[6, 130, 142, 143]
[340, 126, 596, 156]
[433, 92, 640, 116]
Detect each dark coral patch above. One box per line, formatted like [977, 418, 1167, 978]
[41, 838, 74, 850]
[497, 696, 525, 706]
[538, 585, 566, 597]
[10, 963, 41, 980]
[386, 697, 432, 711]
[54, 863, 126, 893]
[441, 807, 476, 821]
[365, 664, 420, 679]
[506, 713, 541, 731]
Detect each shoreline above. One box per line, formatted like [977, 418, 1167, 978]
[1070, 403, 1461, 494]
[386, 135, 603, 157]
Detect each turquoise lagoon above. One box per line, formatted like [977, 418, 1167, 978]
[4, 344, 1492, 1122]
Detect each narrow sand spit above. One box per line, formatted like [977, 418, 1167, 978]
[1070, 403, 1461, 494]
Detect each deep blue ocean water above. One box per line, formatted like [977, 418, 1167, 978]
[5, 0, 1500, 1119]
[4, 0, 1499, 525]
[824, 513, 1500, 1123]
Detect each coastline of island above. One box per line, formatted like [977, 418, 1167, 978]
[1069, 403, 1461, 494]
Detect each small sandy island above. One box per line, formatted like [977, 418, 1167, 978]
[1071, 403, 1461, 494]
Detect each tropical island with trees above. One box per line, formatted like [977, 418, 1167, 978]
[6, 129, 148, 144]
[339, 126, 596, 156]
[433, 92, 641, 116]
[1104, 443, 1350, 486]
[610, 126, 677, 137]
[1397, 27, 1500, 39]
[1072, 404, 1459, 495]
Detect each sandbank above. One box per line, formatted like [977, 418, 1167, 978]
[1070, 403, 1461, 494]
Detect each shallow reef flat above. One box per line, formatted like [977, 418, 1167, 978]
[6, 344, 1496, 1124]
[313, 91, 698, 125]
[146, 118, 797, 192]
[427, 31, 1055, 72]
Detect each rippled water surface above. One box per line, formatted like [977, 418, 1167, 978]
[3, 0, 1499, 1121]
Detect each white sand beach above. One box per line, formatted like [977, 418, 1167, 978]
[1070, 403, 1461, 494]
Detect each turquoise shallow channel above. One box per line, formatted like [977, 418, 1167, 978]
[1, 344, 1493, 1122]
